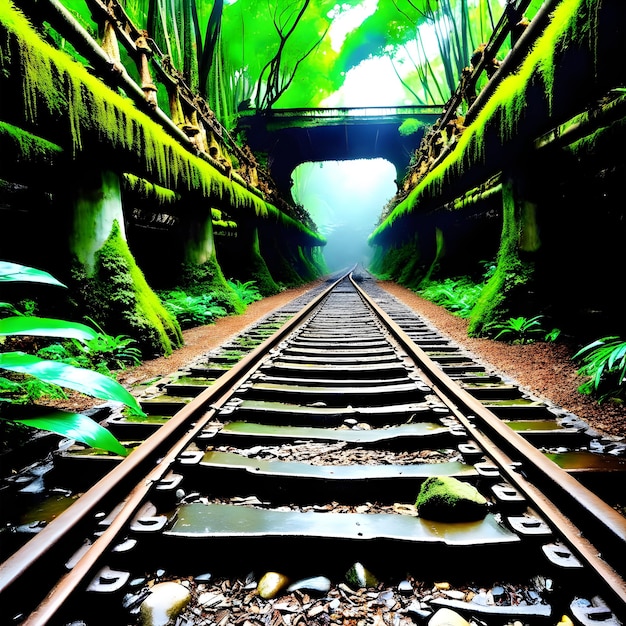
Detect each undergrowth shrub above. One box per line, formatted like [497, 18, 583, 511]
[227, 279, 262, 305]
[159, 290, 227, 329]
[417, 277, 483, 318]
[573, 336, 626, 403]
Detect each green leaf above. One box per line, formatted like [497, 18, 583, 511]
[8, 408, 127, 456]
[0, 316, 100, 342]
[0, 261, 66, 287]
[0, 352, 145, 416]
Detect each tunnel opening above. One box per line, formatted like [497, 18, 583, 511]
[291, 159, 397, 273]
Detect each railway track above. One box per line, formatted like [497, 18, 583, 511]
[1, 269, 626, 626]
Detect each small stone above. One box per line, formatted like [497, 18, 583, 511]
[427, 607, 472, 626]
[398, 580, 413, 595]
[139, 581, 191, 626]
[197, 591, 225, 607]
[257, 571, 290, 599]
[345, 562, 379, 589]
[443, 589, 466, 601]
[194, 572, 212, 583]
[407, 600, 432, 619]
[376, 590, 396, 608]
[287, 575, 331, 596]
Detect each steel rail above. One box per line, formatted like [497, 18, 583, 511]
[0, 274, 347, 625]
[350, 273, 626, 617]
[6, 269, 626, 622]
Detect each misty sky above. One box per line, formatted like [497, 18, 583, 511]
[291, 159, 397, 272]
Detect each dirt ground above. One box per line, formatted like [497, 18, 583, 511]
[104, 279, 626, 440]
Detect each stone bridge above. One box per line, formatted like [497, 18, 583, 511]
[237, 105, 443, 199]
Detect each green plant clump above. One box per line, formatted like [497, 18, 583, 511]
[573, 336, 626, 403]
[491, 315, 545, 344]
[490, 314, 561, 344]
[159, 290, 227, 329]
[0, 261, 145, 455]
[37, 317, 141, 374]
[227, 279, 262, 305]
[418, 277, 483, 319]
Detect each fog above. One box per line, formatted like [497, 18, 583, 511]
[291, 159, 397, 272]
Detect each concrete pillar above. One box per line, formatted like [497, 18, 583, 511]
[180, 204, 215, 265]
[69, 170, 125, 274]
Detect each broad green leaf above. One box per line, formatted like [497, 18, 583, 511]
[0, 261, 66, 287]
[8, 408, 127, 456]
[0, 317, 99, 342]
[0, 352, 145, 416]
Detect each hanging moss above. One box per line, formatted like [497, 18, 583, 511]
[122, 173, 179, 205]
[83, 220, 183, 356]
[0, 120, 62, 165]
[0, 0, 323, 249]
[370, 0, 605, 247]
[566, 111, 626, 166]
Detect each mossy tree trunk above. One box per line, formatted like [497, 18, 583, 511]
[467, 173, 540, 337]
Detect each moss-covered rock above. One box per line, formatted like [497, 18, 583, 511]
[415, 476, 488, 522]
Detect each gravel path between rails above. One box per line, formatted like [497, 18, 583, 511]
[61, 279, 626, 440]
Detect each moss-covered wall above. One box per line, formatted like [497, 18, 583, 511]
[369, 0, 626, 337]
[217, 225, 281, 297]
[467, 177, 538, 336]
[0, 0, 326, 356]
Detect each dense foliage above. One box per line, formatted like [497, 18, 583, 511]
[574, 337, 626, 403]
[0, 262, 144, 455]
[49, 0, 545, 129]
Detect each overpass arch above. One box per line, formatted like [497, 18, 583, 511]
[237, 106, 442, 200]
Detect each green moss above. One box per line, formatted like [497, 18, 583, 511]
[122, 174, 179, 205]
[370, 0, 600, 246]
[419, 227, 445, 285]
[415, 476, 487, 522]
[0, 0, 322, 247]
[398, 118, 423, 137]
[467, 179, 536, 337]
[179, 256, 246, 315]
[0, 120, 62, 164]
[247, 229, 281, 296]
[373, 238, 423, 286]
[294, 246, 320, 282]
[82, 220, 183, 356]
[264, 244, 306, 286]
[566, 108, 626, 165]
